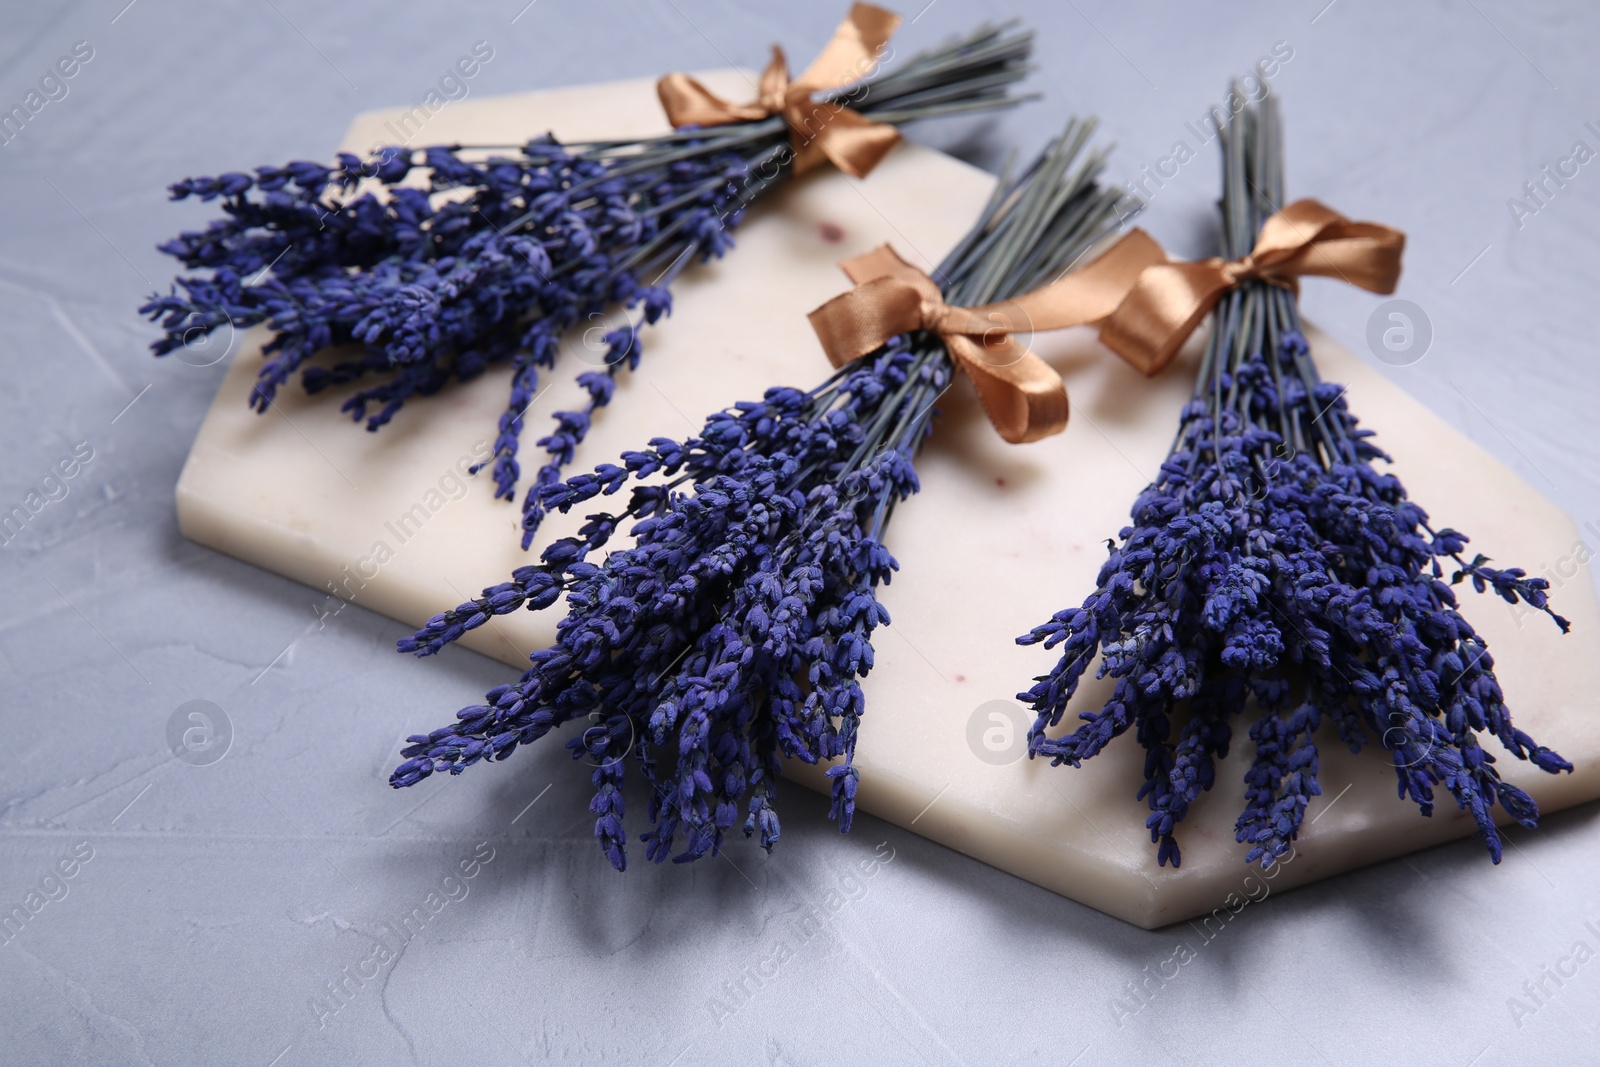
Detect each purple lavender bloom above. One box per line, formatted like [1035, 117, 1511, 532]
[141, 23, 1038, 530]
[1018, 90, 1570, 872]
[394, 355, 932, 868]
[142, 139, 745, 499]
[390, 121, 1134, 871]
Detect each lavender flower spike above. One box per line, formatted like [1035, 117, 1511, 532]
[141, 19, 1039, 541]
[1018, 86, 1570, 873]
[392, 119, 1136, 871]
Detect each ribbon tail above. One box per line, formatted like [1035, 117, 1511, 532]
[656, 71, 768, 128]
[957, 228, 1172, 338]
[785, 3, 902, 178]
[1273, 231, 1405, 294]
[1098, 261, 1235, 377]
[795, 106, 901, 178]
[948, 335, 1069, 444]
[793, 2, 902, 88]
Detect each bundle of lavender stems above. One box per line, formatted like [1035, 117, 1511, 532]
[390, 120, 1129, 869]
[1018, 87, 1570, 870]
[140, 16, 1036, 544]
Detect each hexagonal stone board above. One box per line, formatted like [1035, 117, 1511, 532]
[173, 71, 1600, 928]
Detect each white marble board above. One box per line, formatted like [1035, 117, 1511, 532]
[172, 71, 1600, 928]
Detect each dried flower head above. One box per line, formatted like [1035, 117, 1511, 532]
[1018, 88, 1570, 870]
[141, 22, 1037, 545]
[392, 121, 1132, 869]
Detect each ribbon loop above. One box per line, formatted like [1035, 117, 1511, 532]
[807, 234, 1168, 443]
[804, 201, 1403, 441]
[756, 47, 789, 114]
[656, 3, 904, 179]
[1097, 198, 1405, 375]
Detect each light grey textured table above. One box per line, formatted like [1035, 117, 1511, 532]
[3, 2, 1598, 1064]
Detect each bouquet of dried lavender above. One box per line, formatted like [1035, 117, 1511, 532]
[390, 121, 1132, 869]
[140, 5, 1036, 547]
[1018, 88, 1571, 871]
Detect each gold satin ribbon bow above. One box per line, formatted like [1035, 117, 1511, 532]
[805, 200, 1404, 441]
[806, 236, 1167, 443]
[1097, 198, 1406, 375]
[656, 3, 903, 179]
